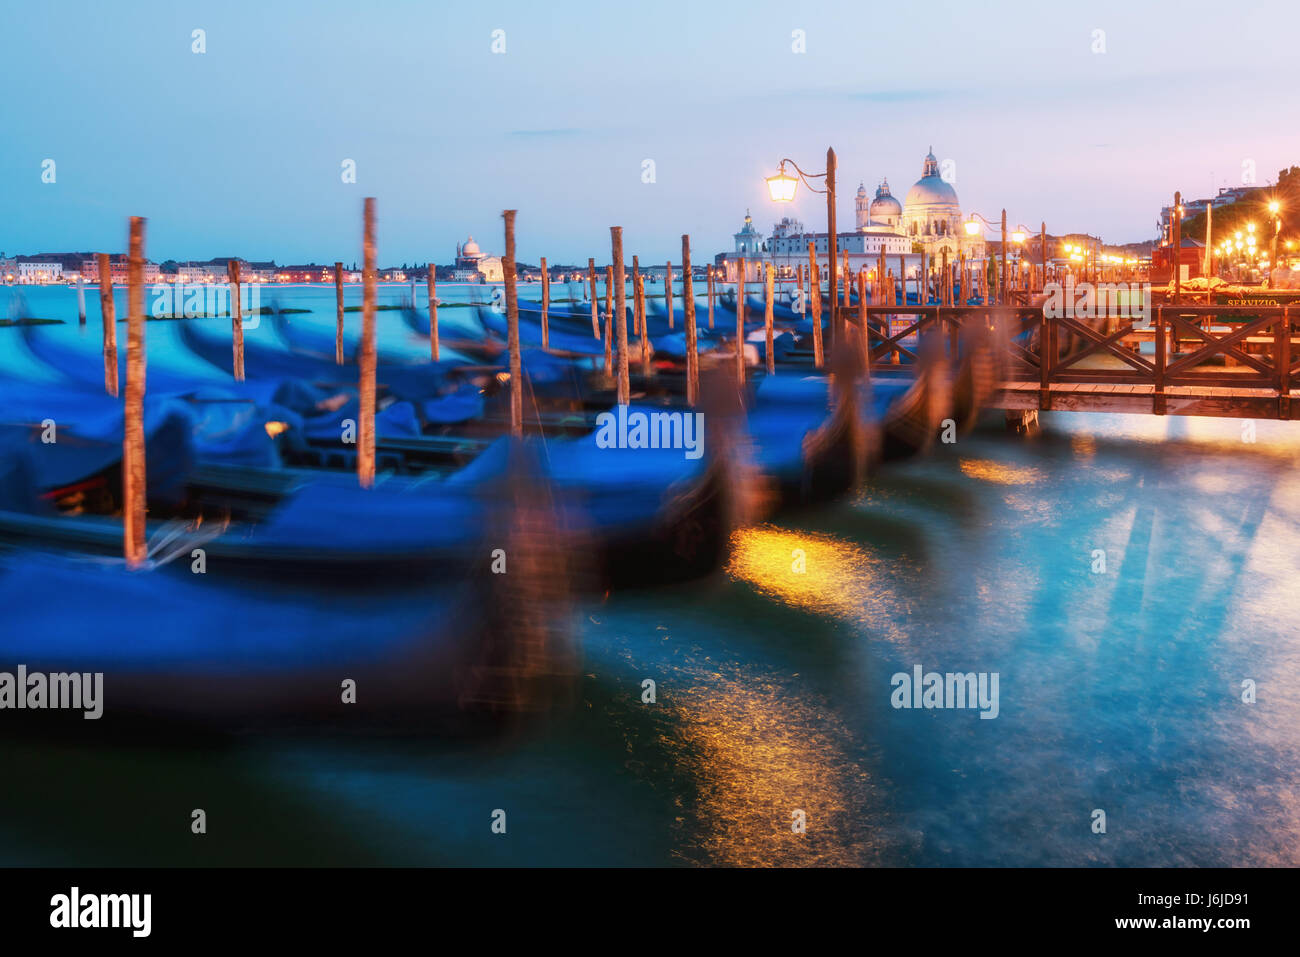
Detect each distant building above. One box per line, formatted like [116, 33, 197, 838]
[175, 263, 213, 283]
[79, 255, 161, 285]
[275, 264, 336, 283]
[15, 261, 63, 283]
[202, 258, 277, 282]
[452, 236, 503, 283]
[1159, 185, 1265, 242]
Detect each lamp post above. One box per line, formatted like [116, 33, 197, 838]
[963, 210, 1009, 302]
[1008, 223, 1049, 290]
[767, 147, 838, 347]
[1268, 200, 1282, 279]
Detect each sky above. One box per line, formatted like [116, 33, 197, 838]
[1, 0, 1295, 266]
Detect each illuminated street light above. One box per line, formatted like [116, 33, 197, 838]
[765, 165, 799, 203]
[764, 149, 841, 348]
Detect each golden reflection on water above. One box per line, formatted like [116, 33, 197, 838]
[724, 527, 909, 644]
[958, 458, 1044, 486]
[663, 672, 886, 867]
[726, 526, 872, 617]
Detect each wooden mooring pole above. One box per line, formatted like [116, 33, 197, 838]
[842, 249, 850, 309]
[807, 242, 823, 369]
[540, 256, 549, 351]
[76, 275, 86, 325]
[1040, 223, 1047, 293]
[682, 234, 698, 405]
[427, 263, 439, 361]
[735, 258, 747, 385]
[664, 260, 674, 330]
[588, 258, 599, 339]
[636, 266, 651, 375]
[631, 255, 642, 337]
[1173, 191, 1182, 307]
[358, 198, 378, 487]
[603, 265, 613, 375]
[857, 267, 870, 370]
[97, 253, 118, 397]
[1000, 209, 1009, 306]
[334, 261, 345, 364]
[707, 265, 715, 329]
[123, 217, 147, 569]
[228, 259, 244, 381]
[764, 262, 775, 374]
[503, 210, 523, 436]
[611, 227, 629, 405]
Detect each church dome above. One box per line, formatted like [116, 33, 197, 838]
[461, 236, 482, 258]
[869, 179, 902, 219]
[904, 150, 958, 208]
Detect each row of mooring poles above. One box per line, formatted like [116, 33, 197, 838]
[116, 201, 881, 567]
[113, 205, 759, 566]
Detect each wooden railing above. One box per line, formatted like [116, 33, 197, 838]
[847, 303, 1297, 419]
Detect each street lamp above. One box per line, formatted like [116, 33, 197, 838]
[1268, 200, 1283, 278]
[766, 149, 839, 346]
[765, 168, 799, 203]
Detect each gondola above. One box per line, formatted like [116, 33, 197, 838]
[0, 548, 573, 731]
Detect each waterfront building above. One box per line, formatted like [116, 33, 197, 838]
[275, 264, 335, 283]
[79, 256, 161, 285]
[201, 258, 277, 282]
[15, 261, 64, 283]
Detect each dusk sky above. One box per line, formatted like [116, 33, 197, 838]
[1, 0, 1294, 265]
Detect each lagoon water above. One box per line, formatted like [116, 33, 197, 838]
[2, 283, 1298, 866]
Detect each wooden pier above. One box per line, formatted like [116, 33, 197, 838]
[855, 303, 1300, 420]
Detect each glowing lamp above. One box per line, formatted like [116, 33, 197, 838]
[766, 167, 799, 203]
[964, 219, 980, 236]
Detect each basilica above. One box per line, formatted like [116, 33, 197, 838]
[720, 148, 985, 281]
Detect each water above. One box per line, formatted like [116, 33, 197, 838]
[2, 284, 1298, 866]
